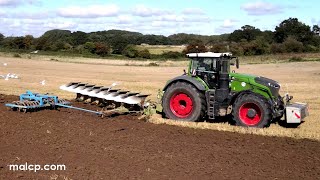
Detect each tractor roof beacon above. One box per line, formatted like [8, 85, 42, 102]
[161, 52, 309, 128]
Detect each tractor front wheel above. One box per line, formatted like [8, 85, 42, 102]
[162, 81, 206, 122]
[232, 93, 272, 128]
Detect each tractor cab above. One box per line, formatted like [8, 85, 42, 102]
[186, 52, 238, 89]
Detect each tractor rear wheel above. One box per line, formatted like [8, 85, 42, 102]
[162, 81, 206, 122]
[232, 93, 272, 128]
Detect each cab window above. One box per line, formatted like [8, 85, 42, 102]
[191, 58, 217, 72]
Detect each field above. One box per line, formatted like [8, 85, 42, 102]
[0, 54, 319, 139]
[0, 54, 320, 179]
[136, 45, 185, 54]
[0, 95, 320, 179]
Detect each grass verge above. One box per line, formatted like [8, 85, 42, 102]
[148, 115, 320, 141]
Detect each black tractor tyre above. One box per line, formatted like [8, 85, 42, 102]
[232, 93, 272, 128]
[162, 81, 206, 122]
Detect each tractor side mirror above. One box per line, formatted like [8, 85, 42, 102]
[236, 58, 239, 69]
[230, 57, 239, 69]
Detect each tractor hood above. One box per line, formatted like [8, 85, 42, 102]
[254, 76, 281, 97]
[230, 73, 256, 81]
[230, 73, 281, 97]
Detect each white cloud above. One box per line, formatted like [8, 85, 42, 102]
[0, 0, 40, 6]
[182, 8, 205, 15]
[151, 21, 176, 28]
[185, 16, 211, 23]
[57, 4, 119, 18]
[132, 5, 170, 17]
[0, 3, 223, 37]
[222, 19, 236, 28]
[156, 14, 185, 22]
[44, 20, 77, 29]
[241, 1, 283, 16]
[0, 10, 5, 17]
[215, 19, 238, 34]
[7, 11, 52, 19]
[117, 15, 133, 24]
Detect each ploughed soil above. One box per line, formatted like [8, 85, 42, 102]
[0, 94, 319, 180]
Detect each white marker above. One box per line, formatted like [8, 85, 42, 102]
[40, 80, 46, 86]
[111, 82, 119, 87]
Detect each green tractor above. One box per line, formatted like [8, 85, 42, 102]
[162, 52, 308, 128]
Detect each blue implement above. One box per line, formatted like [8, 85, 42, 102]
[5, 90, 102, 115]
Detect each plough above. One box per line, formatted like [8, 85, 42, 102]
[59, 82, 150, 111]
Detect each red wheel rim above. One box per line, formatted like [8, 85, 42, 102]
[239, 102, 262, 126]
[169, 93, 193, 118]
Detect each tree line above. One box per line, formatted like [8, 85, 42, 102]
[0, 17, 319, 58]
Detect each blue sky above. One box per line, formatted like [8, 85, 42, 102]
[0, 0, 319, 37]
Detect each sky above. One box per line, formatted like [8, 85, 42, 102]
[0, 0, 319, 37]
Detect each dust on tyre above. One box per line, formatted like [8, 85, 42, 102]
[162, 81, 206, 122]
[232, 93, 272, 128]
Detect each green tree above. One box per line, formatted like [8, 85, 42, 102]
[270, 43, 285, 54]
[13, 37, 25, 49]
[94, 42, 110, 56]
[209, 43, 229, 52]
[252, 36, 271, 55]
[37, 29, 72, 50]
[138, 49, 151, 59]
[71, 31, 88, 46]
[229, 42, 244, 56]
[228, 25, 262, 42]
[168, 33, 206, 45]
[283, 36, 304, 53]
[84, 42, 96, 53]
[274, 18, 313, 44]
[51, 41, 65, 51]
[183, 42, 208, 54]
[139, 35, 171, 45]
[111, 36, 130, 54]
[23, 35, 34, 49]
[260, 30, 274, 44]
[162, 51, 183, 59]
[122, 44, 138, 58]
[0, 33, 4, 44]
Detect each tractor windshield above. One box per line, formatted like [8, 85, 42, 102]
[191, 58, 217, 72]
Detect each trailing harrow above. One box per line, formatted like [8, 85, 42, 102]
[5, 90, 103, 115]
[59, 82, 150, 111]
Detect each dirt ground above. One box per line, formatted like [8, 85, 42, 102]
[1, 94, 320, 179]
